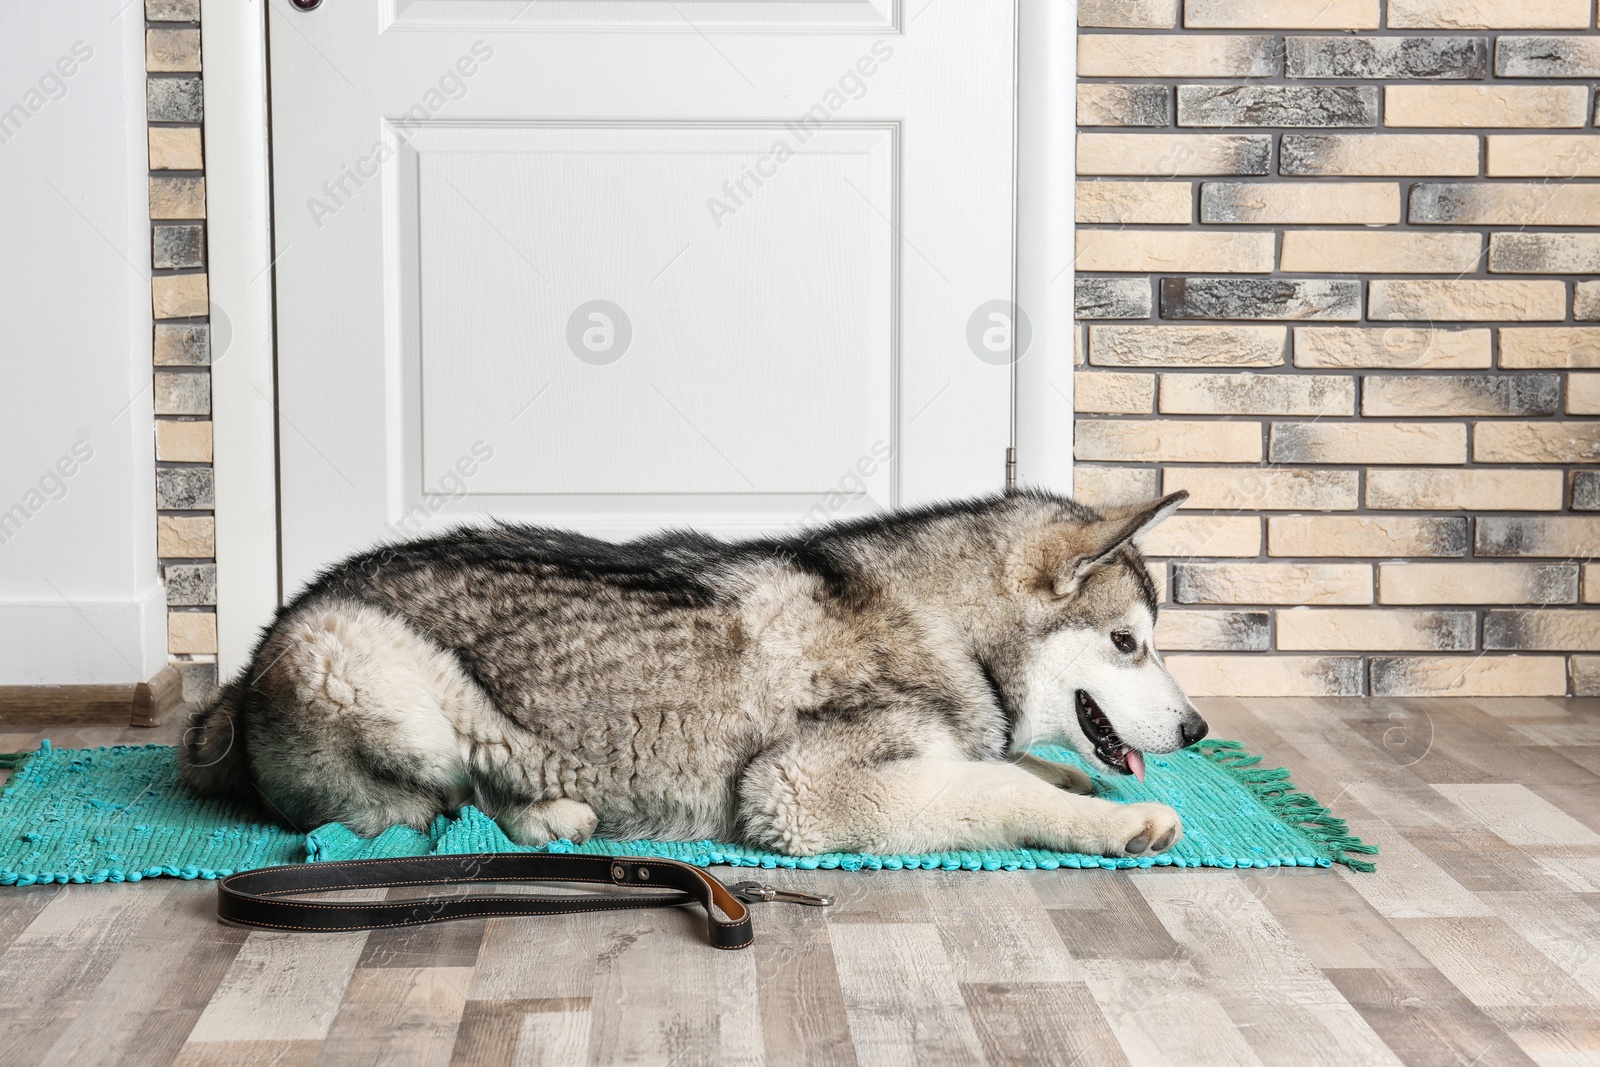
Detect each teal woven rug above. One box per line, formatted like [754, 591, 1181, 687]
[0, 739, 1374, 886]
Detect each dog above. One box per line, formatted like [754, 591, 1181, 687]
[181, 489, 1207, 858]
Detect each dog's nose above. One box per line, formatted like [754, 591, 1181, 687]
[1180, 712, 1209, 747]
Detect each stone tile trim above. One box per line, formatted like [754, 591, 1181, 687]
[1076, 4, 1600, 695]
[146, 0, 216, 670]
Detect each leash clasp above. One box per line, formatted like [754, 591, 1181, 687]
[727, 881, 833, 907]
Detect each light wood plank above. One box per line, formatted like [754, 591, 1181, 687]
[1080, 958, 1267, 1067]
[1394, 917, 1595, 1010]
[1132, 871, 1402, 1067]
[186, 930, 370, 1043]
[510, 1008, 591, 1067]
[315, 967, 472, 1067]
[916, 871, 1078, 982]
[830, 923, 987, 1066]
[960, 981, 1129, 1067]
[1430, 784, 1600, 848]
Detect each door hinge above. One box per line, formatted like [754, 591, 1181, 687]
[1005, 447, 1017, 491]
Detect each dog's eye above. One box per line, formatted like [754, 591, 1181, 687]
[1111, 630, 1137, 654]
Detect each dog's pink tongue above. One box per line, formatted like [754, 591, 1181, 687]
[1126, 749, 1146, 782]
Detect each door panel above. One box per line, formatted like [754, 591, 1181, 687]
[269, 0, 1014, 593]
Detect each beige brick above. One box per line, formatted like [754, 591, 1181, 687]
[1362, 375, 1559, 417]
[1079, 34, 1277, 77]
[148, 126, 203, 170]
[1140, 515, 1261, 558]
[146, 28, 201, 72]
[1074, 372, 1154, 414]
[151, 274, 208, 320]
[1411, 183, 1600, 225]
[1574, 655, 1600, 696]
[1280, 231, 1481, 274]
[1378, 562, 1578, 605]
[1370, 656, 1567, 697]
[1089, 325, 1286, 367]
[1154, 610, 1269, 651]
[1075, 182, 1191, 225]
[1587, 564, 1599, 604]
[1075, 230, 1273, 273]
[1268, 515, 1468, 558]
[1476, 516, 1600, 558]
[1077, 134, 1270, 176]
[1499, 328, 1600, 369]
[1175, 562, 1371, 605]
[1073, 466, 1158, 509]
[1165, 655, 1364, 696]
[1365, 469, 1564, 511]
[1488, 232, 1600, 274]
[1293, 327, 1491, 370]
[1385, 85, 1587, 128]
[1075, 420, 1262, 463]
[168, 610, 218, 655]
[1159, 373, 1352, 416]
[155, 420, 213, 463]
[1268, 423, 1467, 465]
[1484, 610, 1600, 652]
[1201, 182, 1400, 225]
[1280, 134, 1479, 177]
[1474, 423, 1600, 464]
[1576, 283, 1600, 321]
[157, 515, 215, 558]
[1184, 0, 1379, 28]
[1569, 374, 1600, 415]
[1368, 280, 1566, 322]
[1162, 467, 1358, 510]
[1276, 609, 1475, 652]
[1487, 135, 1600, 178]
[1078, 0, 1177, 27]
[1387, 0, 1592, 28]
[149, 176, 205, 219]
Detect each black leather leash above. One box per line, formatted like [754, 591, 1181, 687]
[216, 853, 830, 950]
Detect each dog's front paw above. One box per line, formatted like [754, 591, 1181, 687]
[1108, 802, 1182, 857]
[498, 798, 599, 846]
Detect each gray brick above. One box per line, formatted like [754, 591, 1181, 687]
[155, 466, 214, 510]
[153, 370, 210, 416]
[1575, 471, 1600, 511]
[146, 0, 200, 20]
[152, 223, 204, 270]
[1477, 517, 1600, 559]
[1361, 374, 1560, 417]
[1078, 84, 1171, 127]
[1496, 36, 1600, 78]
[154, 322, 210, 366]
[1160, 278, 1362, 321]
[175, 660, 218, 704]
[1287, 37, 1487, 79]
[1076, 278, 1153, 320]
[1177, 85, 1378, 128]
[1484, 610, 1600, 651]
[147, 76, 202, 123]
[165, 563, 216, 606]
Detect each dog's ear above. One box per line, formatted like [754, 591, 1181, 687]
[1018, 492, 1187, 597]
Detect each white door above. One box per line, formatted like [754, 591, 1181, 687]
[267, 0, 1017, 593]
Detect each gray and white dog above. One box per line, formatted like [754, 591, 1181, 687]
[182, 490, 1207, 859]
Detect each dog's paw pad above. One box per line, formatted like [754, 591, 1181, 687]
[1125, 830, 1151, 855]
[1114, 803, 1182, 858]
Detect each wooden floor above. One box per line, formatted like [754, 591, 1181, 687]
[2, 697, 1599, 1066]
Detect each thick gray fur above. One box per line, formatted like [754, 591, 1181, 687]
[181, 490, 1206, 858]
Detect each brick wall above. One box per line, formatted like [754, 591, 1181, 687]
[146, 0, 216, 700]
[1074, 0, 1600, 697]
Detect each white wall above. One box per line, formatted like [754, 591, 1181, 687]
[0, 3, 164, 684]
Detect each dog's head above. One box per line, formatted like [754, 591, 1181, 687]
[1002, 491, 1206, 781]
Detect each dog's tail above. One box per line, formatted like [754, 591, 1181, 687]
[179, 679, 251, 798]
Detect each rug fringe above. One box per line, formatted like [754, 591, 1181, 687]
[1195, 739, 1377, 872]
